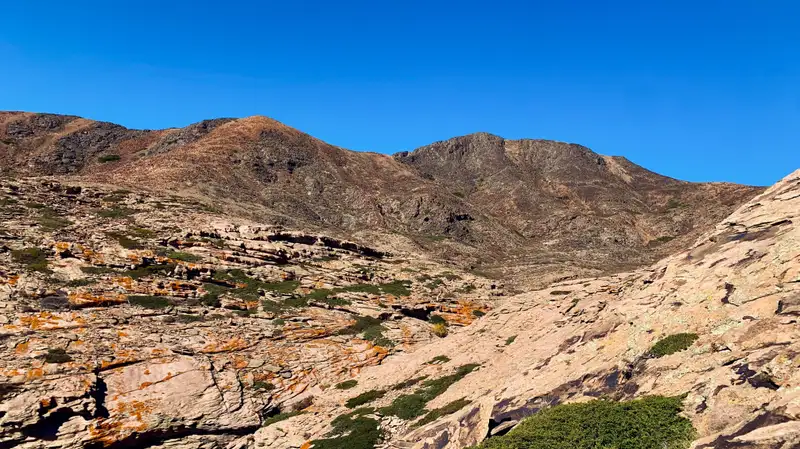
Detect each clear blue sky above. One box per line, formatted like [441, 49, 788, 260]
[1, 1, 798, 186]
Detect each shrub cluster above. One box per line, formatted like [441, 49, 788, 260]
[472, 396, 695, 449]
[649, 333, 699, 358]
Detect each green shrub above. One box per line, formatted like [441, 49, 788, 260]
[380, 280, 412, 296]
[345, 389, 386, 408]
[263, 410, 303, 427]
[472, 310, 486, 317]
[380, 393, 428, 419]
[213, 270, 299, 299]
[176, 314, 203, 323]
[391, 376, 428, 391]
[336, 380, 358, 390]
[37, 207, 72, 230]
[167, 251, 202, 262]
[122, 263, 176, 279]
[96, 207, 137, 219]
[253, 381, 275, 391]
[11, 247, 50, 272]
[128, 295, 170, 309]
[80, 266, 117, 275]
[340, 284, 382, 295]
[42, 348, 72, 364]
[459, 284, 477, 293]
[429, 314, 446, 325]
[505, 335, 517, 346]
[107, 232, 142, 249]
[471, 396, 695, 449]
[338, 316, 394, 347]
[428, 355, 450, 364]
[98, 154, 121, 163]
[649, 333, 699, 358]
[129, 227, 156, 238]
[66, 278, 94, 287]
[417, 398, 471, 427]
[432, 322, 448, 337]
[311, 408, 382, 449]
[426, 279, 444, 290]
[381, 364, 479, 420]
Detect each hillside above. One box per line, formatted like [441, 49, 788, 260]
[252, 169, 800, 448]
[0, 112, 763, 288]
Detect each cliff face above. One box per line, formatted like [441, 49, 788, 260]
[0, 112, 763, 288]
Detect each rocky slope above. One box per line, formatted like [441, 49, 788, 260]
[249, 168, 800, 449]
[0, 178, 498, 448]
[0, 112, 763, 288]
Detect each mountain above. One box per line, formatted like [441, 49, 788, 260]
[0, 112, 763, 288]
[0, 157, 796, 448]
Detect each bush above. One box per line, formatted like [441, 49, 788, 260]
[98, 154, 121, 163]
[167, 251, 202, 262]
[80, 266, 117, 275]
[429, 314, 446, 325]
[42, 348, 71, 364]
[311, 408, 382, 449]
[392, 376, 428, 390]
[472, 396, 695, 449]
[96, 207, 137, 219]
[66, 278, 94, 287]
[428, 355, 450, 364]
[107, 232, 142, 249]
[253, 380, 275, 391]
[505, 335, 517, 346]
[380, 364, 479, 420]
[417, 398, 471, 427]
[380, 280, 412, 296]
[214, 270, 299, 299]
[336, 380, 358, 390]
[37, 207, 72, 230]
[263, 410, 302, 427]
[128, 295, 170, 309]
[123, 263, 176, 280]
[649, 333, 699, 358]
[472, 310, 486, 317]
[432, 322, 448, 337]
[345, 389, 386, 408]
[176, 314, 203, 323]
[11, 247, 50, 272]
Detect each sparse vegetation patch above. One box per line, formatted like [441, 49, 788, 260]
[128, 295, 171, 309]
[11, 247, 50, 272]
[648, 333, 699, 358]
[471, 396, 695, 449]
[336, 379, 358, 390]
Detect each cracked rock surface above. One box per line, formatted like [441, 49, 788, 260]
[0, 179, 496, 448]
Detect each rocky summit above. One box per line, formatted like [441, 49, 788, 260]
[0, 111, 797, 449]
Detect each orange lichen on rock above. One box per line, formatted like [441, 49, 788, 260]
[19, 312, 63, 330]
[200, 336, 249, 353]
[1, 274, 20, 286]
[89, 399, 156, 445]
[113, 276, 134, 290]
[15, 340, 30, 354]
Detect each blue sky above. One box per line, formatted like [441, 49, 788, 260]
[1, 1, 798, 186]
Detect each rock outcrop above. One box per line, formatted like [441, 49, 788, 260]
[0, 178, 495, 448]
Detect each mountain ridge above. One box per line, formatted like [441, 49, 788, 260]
[0, 111, 764, 288]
